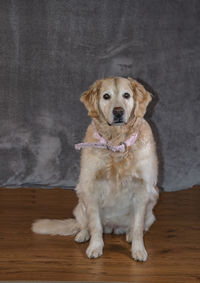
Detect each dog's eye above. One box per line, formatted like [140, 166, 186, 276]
[103, 93, 111, 100]
[123, 92, 130, 99]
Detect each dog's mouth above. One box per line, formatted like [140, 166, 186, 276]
[108, 118, 127, 126]
[113, 119, 125, 126]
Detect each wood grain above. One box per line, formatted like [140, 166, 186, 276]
[0, 186, 199, 282]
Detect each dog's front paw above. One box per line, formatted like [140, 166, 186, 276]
[132, 245, 148, 262]
[86, 240, 104, 259]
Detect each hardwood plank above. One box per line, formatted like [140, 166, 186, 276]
[0, 186, 199, 282]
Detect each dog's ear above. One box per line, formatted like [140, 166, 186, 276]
[80, 80, 102, 118]
[128, 77, 152, 118]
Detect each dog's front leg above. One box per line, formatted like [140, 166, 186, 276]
[78, 151, 104, 259]
[131, 193, 148, 262]
[86, 200, 104, 259]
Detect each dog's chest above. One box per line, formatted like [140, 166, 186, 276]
[96, 149, 137, 182]
[94, 150, 138, 208]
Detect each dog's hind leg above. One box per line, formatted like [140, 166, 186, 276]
[73, 201, 90, 243]
[103, 225, 113, 234]
[144, 209, 156, 232]
[144, 191, 158, 232]
[114, 226, 128, 235]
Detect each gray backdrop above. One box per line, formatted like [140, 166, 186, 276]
[0, 0, 199, 191]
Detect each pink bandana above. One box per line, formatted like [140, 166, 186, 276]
[75, 121, 142, 153]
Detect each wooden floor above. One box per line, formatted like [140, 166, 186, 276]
[0, 186, 199, 282]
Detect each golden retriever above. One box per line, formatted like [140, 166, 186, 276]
[32, 77, 159, 261]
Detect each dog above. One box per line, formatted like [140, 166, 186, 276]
[32, 77, 159, 261]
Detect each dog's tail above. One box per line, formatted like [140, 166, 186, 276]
[32, 218, 80, 236]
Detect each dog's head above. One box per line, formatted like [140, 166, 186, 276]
[81, 77, 152, 126]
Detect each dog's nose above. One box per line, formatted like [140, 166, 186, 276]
[113, 107, 124, 118]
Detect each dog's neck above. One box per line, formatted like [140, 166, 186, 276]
[92, 116, 142, 146]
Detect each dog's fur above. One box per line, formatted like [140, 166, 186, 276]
[32, 77, 159, 261]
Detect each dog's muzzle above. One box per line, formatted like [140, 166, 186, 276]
[112, 107, 125, 124]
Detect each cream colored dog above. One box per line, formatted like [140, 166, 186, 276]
[32, 77, 159, 261]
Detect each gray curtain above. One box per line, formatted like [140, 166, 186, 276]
[0, 0, 199, 191]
